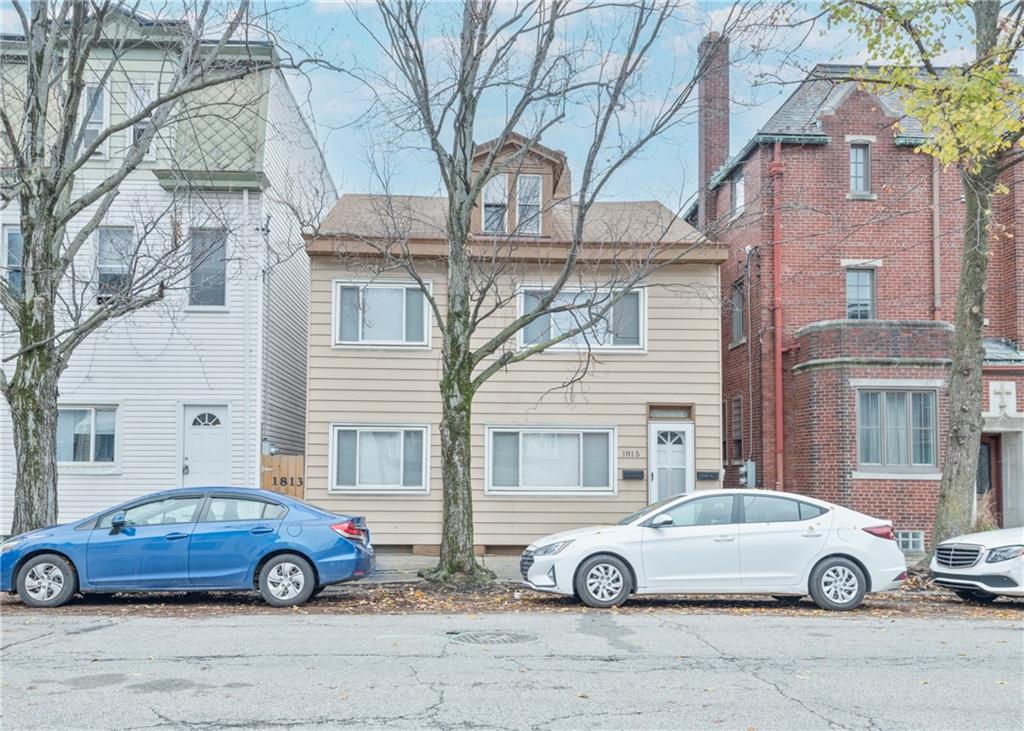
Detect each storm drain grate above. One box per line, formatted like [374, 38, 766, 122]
[447, 631, 536, 645]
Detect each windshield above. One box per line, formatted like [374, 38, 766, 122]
[616, 495, 682, 525]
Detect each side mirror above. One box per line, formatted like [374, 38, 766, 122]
[650, 513, 673, 528]
[110, 512, 126, 533]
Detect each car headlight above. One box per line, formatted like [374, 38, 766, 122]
[1, 539, 23, 553]
[534, 540, 574, 556]
[985, 545, 1024, 563]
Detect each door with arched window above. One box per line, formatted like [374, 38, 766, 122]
[182, 405, 229, 487]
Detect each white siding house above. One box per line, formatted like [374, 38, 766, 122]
[0, 32, 334, 532]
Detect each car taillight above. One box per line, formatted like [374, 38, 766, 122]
[863, 525, 896, 541]
[331, 521, 365, 543]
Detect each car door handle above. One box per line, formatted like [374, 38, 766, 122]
[164, 532, 189, 541]
[250, 526, 274, 535]
[713, 535, 735, 542]
[802, 532, 822, 538]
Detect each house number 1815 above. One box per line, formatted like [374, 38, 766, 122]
[620, 449, 642, 459]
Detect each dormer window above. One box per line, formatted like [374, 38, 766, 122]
[483, 175, 508, 234]
[516, 174, 541, 235]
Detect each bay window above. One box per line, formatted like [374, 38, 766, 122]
[331, 425, 428, 492]
[487, 427, 615, 493]
[857, 390, 936, 470]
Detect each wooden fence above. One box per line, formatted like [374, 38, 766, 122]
[260, 454, 305, 499]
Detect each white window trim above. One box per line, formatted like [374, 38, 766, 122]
[328, 423, 431, 494]
[515, 174, 542, 236]
[484, 425, 618, 496]
[515, 285, 647, 354]
[730, 172, 745, 220]
[185, 227, 230, 312]
[126, 81, 158, 159]
[2, 224, 22, 285]
[331, 279, 433, 349]
[56, 403, 121, 473]
[855, 387, 939, 473]
[95, 225, 134, 301]
[482, 174, 509, 234]
[847, 140, 874, 199]
[82, 84, 110, 158]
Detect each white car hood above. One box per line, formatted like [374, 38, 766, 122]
[940, 526, 1024, 549]
[528, 525, 617, 549]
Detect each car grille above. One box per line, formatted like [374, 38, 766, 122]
[519, 550, 535, 581]
[935, 543, 982, 568]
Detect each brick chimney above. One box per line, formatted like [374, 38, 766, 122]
[697, 32, 730, 231]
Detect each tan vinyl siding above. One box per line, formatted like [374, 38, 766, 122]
[305, 258, 723, 545]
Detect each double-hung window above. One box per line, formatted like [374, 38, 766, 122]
[97, 226, 134, 302]
[127, 82, 155, 147]
[189, 228, 227, 307]
[516, 174, 541, 235]
[3, 225, 23, 295]
[849, 143, 871, 195]
[334, 281, 429, 346]
[857, 390, 937, 471]
[483, 175, 508, 234]
[487, 426, 615, 494]
[82, 85, 107, 153]
[846, 268, 876, 319]
[731, 173, 745, 218]
[57, 407, 116, 464]
[521, 288, 643, 350]
[331, 425, 428, 492]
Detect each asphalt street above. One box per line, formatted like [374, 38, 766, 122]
[1, 610, 1021, 730]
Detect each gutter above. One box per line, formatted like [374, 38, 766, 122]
[769, 141, 785, 491]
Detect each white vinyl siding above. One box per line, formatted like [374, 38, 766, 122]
[333, 281, 429, 347]
[520, 288, 644, 350]
[330, 425, 429, 493]
[486, 426, 615, 495]
[57, 407, 117, 464]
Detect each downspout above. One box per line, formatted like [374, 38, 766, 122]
[932, 157, 941, 318]
[769, 141, 785, 490]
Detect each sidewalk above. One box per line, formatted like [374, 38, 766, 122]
[364, 553, 521, 584]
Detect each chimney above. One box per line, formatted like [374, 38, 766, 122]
[697, 32, 730, 231]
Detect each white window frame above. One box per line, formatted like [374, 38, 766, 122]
[126, 81, 157, 157]
[845, 266, 876, 320]
[516, 285, 647, 353]
[485, 425, 618, 496]
[328, 423, 430, 494]
[482, 174, 509, 234]
[730, 172, 745, 219]
[2, 224, 23, 294]
[96, 225, 134, 303]
[81, 84, 110, 157]
[56, 404, 120, 470]
[515, 174, 542, 235]
[186, 227, 230, 311]
[332, 279, 433, 349]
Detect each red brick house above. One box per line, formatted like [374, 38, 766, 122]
[687, 35, 1024, 550]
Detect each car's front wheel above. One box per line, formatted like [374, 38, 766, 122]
[953, 588, 998, 604]
[809, 557, 866, 611]
[575, 555, 632, 608]
[258, 554, 316, 607]
[16, 554, 78, 608]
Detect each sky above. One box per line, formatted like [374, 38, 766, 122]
[0, 1, 1011, 209]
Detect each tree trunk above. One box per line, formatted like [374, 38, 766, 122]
[8, 345, 61, 536]
[931, 160, 999, 546]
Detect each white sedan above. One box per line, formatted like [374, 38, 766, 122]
[521, 489, 907, 611]
[930, 526, 1024, 602]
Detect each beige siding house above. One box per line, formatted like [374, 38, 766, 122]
[304, 138, 727, 549]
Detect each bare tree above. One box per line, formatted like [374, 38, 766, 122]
[332, 0, 788, 582]
[0, 1, 331, 535]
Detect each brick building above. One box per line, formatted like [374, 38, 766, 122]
[687, 35, 1024, 549]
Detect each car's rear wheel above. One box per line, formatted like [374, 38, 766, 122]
[258, 554, 315, 607]
[16, 554, 77, 608]
[575, 555, 631, 608]
[953, 588, 998, 604]
[809, 557, 866, 611]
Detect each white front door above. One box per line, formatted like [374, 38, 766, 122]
[182, 405, 229, 487]
[648, 422, 695, 503]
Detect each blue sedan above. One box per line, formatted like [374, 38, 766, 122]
[0, 487, 374, 608]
